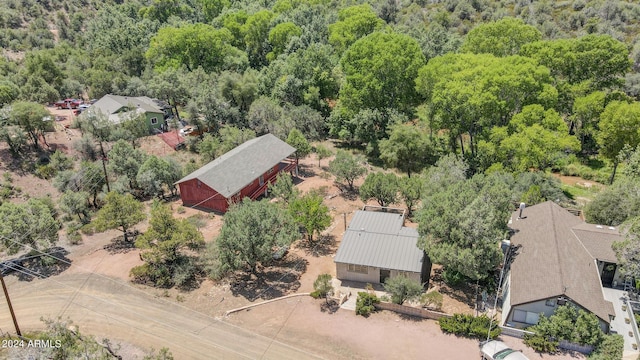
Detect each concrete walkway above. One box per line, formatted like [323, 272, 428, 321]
[602, 287, 639, 357]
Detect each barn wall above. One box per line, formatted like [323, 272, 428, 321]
[177, 179, 228, 213]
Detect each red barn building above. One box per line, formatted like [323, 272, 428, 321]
[176, 134, 297, 213]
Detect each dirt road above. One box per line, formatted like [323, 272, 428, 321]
[0, 273, 322, 359]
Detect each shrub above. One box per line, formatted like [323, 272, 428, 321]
[313, 274, 333, 299]
[35, 164, 56, 179]
[438, 313, 500, 339]
[383, 275, 423, 305]
[421, 291, 443, 311]
[310, 290, 321, 299]
[589, 334, 623, 360]
[442, 268, 465, 286]
[523, 333, 559, 353]
[176, 206, 186, 214]
[356, 292, 379, 317]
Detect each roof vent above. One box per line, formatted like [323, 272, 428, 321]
[608, 227, 615, 230]
[596, 225, 604, 229]
[360, 228, 365, 232]
[518, 202, 526, 219]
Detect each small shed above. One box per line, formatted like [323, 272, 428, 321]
[176, 134, 296, 213]
[334, 210, 430, 285]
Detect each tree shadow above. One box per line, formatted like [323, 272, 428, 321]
[398, 313, 426, 322]
[430, 268, 475, 306]
[298, 163, 316, 178]
[103, 231, 139, 254]
[230, 253, 308, 301]
[320, 299, 340, 314]
[294, 234, 337, 257]
[336, 185, 359, 201]
[6, 247, 72, 282]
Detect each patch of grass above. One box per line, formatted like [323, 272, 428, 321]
[560, 183, 603, 202]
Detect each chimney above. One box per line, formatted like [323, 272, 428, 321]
[518, 202, 526, 219]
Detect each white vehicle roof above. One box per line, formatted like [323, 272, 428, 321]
[481, 341, 529, 360]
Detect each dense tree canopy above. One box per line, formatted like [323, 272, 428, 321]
[461, 18, 541, 57]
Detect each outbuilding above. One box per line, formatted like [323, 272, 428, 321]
[176, 133, 297, 213]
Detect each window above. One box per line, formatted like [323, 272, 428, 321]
[150, 117, 158, 124]
[347, 264, 368, 274]
[513, 309, 540, 325]
[197, 180, 201, 188]
[545, 299, 556, 307]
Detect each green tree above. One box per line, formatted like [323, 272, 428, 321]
[136, 156, 182, 198]
[268, 172, 299, 205]
[289, 192, 332, 241]
[383, 276, 423, 305]
[132, 202, 204, 288]
[313, 273, 333, 304]
[596, 100, 640, 183]
[93, 192, 145, 242]
[242, 10, 275, 68]
[197, 0, 230, 22]
[328, 4, 384, 53]
[461, 18, 541, 57]
[59, 190, 91, 223]
[9, 101, 52, 151]
[328, 150, 367, 191]
[379, 123, 436, 177]
[216, 198, 298, 274]
[418, 172, 512, 281]
[196, 133, 221, 162]
[0, 199, 59, 254]
[286, 128, 312, 164]
[267, 22, 301, 61]
[108, 140, 147, 191]
[589, 334, 623, 360]
[146, 24, 238, 72]
[571, 91, 606, 154]
[613, 217, 640, 280]
[315, 144, 332, 168]
[338, 31, 425, 118]
[360, 172, 399, 207]
[399, 175, 422, 218]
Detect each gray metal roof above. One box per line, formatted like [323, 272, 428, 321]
[334, 211, 424, 273]
[176, 133, 296, 198]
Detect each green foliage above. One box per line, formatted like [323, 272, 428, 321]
[359, 172, 399, 207]
[289, 192, 332, 241]
[242, 10, 275, 68]
[328, 4, 384, 53]
[589, 334, 623, 360]
[399, 175, 422, 218]
[461, 17, 541, 57]
[93, 192, 145, 242]
[267, 22, 302, 61]
[108, 140, 147, 191]
[268, 172, 299, 205]
[132, 202, 204, 288]
[512, 172, 567, 206]
[60, 190, 91, 223]
[379, 123, 437, 177]
[315, 144, 333, 167]
[418, 171, 512, 280]
[383, 276, 423, 305]
[438, 314, 501, 339]
[286, 128, 312, 161]
[355, 292, 379, 317]
[597, 100, 640, 183]
[420, 291, 443, 311]
[613, 217, 640, 280]
[215, 199, 299, 274]
[313, 273, 333, 301]
[524, 305, 604, 353]
[328, 150, 367, 191]
[136, 155, 182, 198]
[585, 179, 640, 226]
[0, 198, 59, 254]
[8, 101, 51, 151]
[338, 31, 425, 118]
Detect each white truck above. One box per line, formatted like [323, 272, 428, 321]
[480, 340, 529, 360]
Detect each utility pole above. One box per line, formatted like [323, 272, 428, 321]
[0, 273, 21, 336]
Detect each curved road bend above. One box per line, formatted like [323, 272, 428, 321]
[0, 273, 322, 359]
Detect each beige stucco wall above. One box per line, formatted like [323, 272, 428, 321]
[336, 263, 421, 284]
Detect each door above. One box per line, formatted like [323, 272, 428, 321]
[380, 269, 390, 284]
[601, 262, 616, 287]
[259, 175, 264, 186]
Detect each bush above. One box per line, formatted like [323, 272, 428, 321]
[356, 292, 379, 317]
[523, 333, 559, 353]
[310, 290, 321, 299]
[421, 291, 443, 311]
[589, 334, 623, 360]
[313, 274, 333, 299]
[442, 268, 465, 286]
[35, 164, 56, 179]
[438, 313, 501, 339]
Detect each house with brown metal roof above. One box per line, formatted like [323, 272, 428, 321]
[334, 208, 431, 285]
[501, 201, 620, 332]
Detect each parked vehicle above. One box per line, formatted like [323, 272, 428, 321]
[55, 98, 83, 109]
[480, 340, 529, 360]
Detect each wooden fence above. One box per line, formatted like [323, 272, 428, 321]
[373, 302, 450, 320]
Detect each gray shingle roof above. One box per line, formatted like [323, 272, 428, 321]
[334, 211, 424, 273]
[508, 201, 614, 323]
[176, 133, 296, 198]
